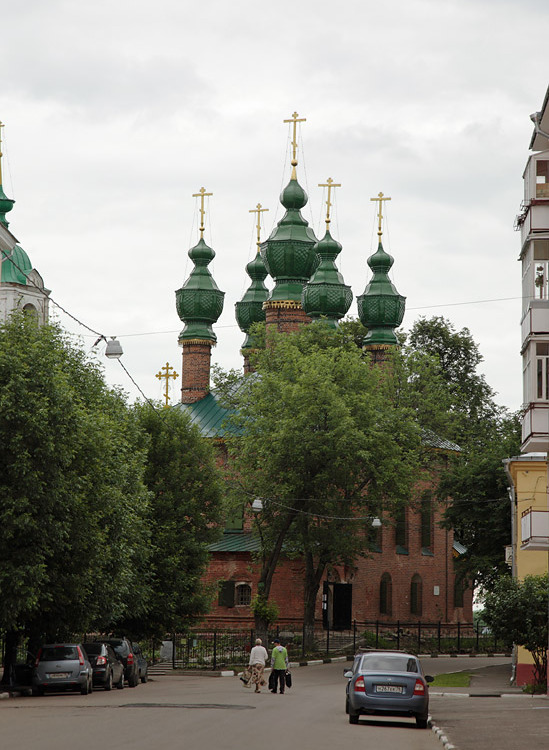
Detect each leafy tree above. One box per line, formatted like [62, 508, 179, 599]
[219, 323, 423, 647]
[483, 574, 549, 688]
[0, 314, 151, 681]
[405, 316, 521, 586]
[119, 403, 224, 639]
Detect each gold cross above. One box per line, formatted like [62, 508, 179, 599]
[318, 177, 341, 228]
[192, 187, 213, 238]
[156, 362, 179, 408]
[249, 203, 269, 251]
[283, 111, 306, 177]
[370, 192, 391, 237]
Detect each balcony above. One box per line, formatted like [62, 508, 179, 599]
[521, 507, 549, 550]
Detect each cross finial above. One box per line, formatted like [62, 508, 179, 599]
[283, 111, 306, 179]
[192, 186, 213, 239]
[156, 361, 179, 408]
[318, 177, 341, 229]
[370, 191, 391, 238]
[249, 203, 269, 252]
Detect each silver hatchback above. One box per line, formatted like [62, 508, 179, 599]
[345, 650, 433, 728]
[32, 643, 93, 696]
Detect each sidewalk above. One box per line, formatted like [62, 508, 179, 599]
[427, 659, 549, 750]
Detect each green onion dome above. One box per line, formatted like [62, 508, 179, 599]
[235, 251, 269, 349]
[357, 240, 406, 347]
[302, 229, 352, 327]
[1, 244, 32, 284]
[175, 237, 225, 343]
[0, 183, 14, 228]
[260, 177, 318, 305]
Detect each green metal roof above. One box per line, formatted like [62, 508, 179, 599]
[174, 392, 234, 438]
[421, 428, 461, 453]
[209, 531, 261, 552]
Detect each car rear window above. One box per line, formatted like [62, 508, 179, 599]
[360, 654, 419, 673]
[40, 646, 79, 661]
[82, 643, 103, 655]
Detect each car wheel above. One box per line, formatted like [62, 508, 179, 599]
[128, 673, 139, 687]
[140, 672, 148, 684]
[349, 712, 359, 725]
[345, 697, 349, 715]
[116, 670, 124, 689]
[104, 671, 112, 691]
[80, 680, 89, 695]
[416, 716, 428, 729]
[32, 687, 44, 697]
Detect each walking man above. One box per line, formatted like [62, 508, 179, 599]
[270, 638, 289, 694]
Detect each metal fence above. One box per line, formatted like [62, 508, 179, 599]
[152, 620, 502, 671]
[1, 621, 503, 678]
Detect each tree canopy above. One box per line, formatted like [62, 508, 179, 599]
[405, 316, 521, 587]
[0, 314, 225, 680]
[0, 314, 151, 650]
[217, 322, 425, 643]
[483, 574, 549, 688]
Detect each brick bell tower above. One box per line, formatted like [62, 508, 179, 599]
[259, 112, 318, 338]
[175, 187, 225, 404]
[357, 192, 406, 364]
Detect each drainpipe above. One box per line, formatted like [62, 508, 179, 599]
[503, 459, 517, 686]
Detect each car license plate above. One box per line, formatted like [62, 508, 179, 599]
[47, 672, 70, 679]
[375, 684, 403, 693]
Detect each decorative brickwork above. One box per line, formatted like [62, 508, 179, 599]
[264, 300, 311, 335]
[180, 339, 213, 404]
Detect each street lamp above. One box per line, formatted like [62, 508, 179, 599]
[105, 337, 123, 359]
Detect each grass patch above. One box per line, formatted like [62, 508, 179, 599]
[430, 671, 472, 687]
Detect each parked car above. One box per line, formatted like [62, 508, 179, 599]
[83, 642, 125, 690]
[132, 642, 148, 683]
[344, 650, 433, 728]
[101, 638, 140, 687]
[32, 643, 93, 696]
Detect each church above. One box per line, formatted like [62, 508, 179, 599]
[173, 113, 472, 630]
[0, 122, 50, 324]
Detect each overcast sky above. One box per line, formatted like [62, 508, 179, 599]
[2, 0, 548, 411]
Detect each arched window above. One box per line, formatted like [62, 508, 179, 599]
[454, 575, 465, 608]
[394, 506, 408, 552]
[420, 491, 433, 552]
[379, 573, 392, 616]
[235, 583, 252, 606]
[410, 574, 423, 616]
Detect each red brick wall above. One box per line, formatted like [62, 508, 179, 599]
[202, 499, 472, 627]
[180, 340, 213, 403]
[264, 303, 311, 335]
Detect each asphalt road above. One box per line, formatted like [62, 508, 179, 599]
[1, 662, 442, 750]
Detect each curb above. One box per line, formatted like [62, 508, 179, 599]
[430, 718, 457, 750]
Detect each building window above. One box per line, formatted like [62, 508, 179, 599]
[536, 343, 549, 400]
[454, 575, 465, 608]
[420, 491, 433, 552]
[536, 160, 549, 198]
[394, 506, 408, 553]
[410, 574, 423, 616]
[379, 573, 392, 616]
[218, 581, 235, 607]
[235, 583, 252, 606]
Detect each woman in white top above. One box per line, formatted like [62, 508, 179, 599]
[247, 638, 269, 693]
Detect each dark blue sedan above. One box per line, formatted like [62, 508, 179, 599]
[345, 650, 433, 728]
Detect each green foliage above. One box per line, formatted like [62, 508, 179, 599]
[218, 322, 424, 637]
[250, 594, 279, 626]
[405, 315, 521, 586]
[483, 574, 548, 687]
[0, 314, 151, 642]
[123, 404, 224, 638]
